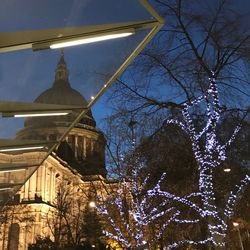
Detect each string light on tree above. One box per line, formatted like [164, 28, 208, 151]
[159, 72, 249, 248]
[97, 73, 249, 249]
[96, 137, 199, 249]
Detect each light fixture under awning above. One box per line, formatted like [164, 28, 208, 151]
[0, 183, 23, 191]
[0, 163, 35, 172]
[0, 139, 57, 152]
[0, 101, 84, 118]
[5, 111, 69, 118]
[32, 28, 137, 51]
[0, 146, 45, 152]
[0, 168, 25, 173]
[50, 29, 135, 49]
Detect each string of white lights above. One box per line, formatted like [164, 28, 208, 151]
[163, 238, 213, 250]
[97, 74, 249, 249]
[97, 163, 198, 248]
[159, 73, 249, 247]
[225, 174, 250, 217]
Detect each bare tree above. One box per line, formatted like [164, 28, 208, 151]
[146, 76, 249, 249]
[43, 181, 105, 250]
[96, 149, 200, 250]
[105, 0, 250, 132]
[101, 1, 250, 248]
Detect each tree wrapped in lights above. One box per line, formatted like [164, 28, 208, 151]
[96, 148, 199, 249]
[97, 74, 249, 249]
[147, 73, 250, 249]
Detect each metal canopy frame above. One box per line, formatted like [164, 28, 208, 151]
[0, 0, 164, 202]
[1, 21, 157, 53]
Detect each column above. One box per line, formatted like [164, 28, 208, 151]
[83, 137, 86, 159]
[42, 165, 47, 201]
[74, 136, 78, 159]
[36, 167, 42, 197]
[28, 172, 36, 200]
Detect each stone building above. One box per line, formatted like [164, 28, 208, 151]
[0, 53, 110, 250]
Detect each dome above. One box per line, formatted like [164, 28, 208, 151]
[35, 54, 87, 106]
[24, 52, 96, 128]
[35, 80, 87, 106]
[16, 52, 106, 177]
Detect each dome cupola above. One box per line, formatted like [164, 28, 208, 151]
[23, 51, 95, 128]
[16, 52, 107, 177]
[55, 50, 69, 82]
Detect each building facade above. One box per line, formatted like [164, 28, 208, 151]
[0, 53, 110, 250]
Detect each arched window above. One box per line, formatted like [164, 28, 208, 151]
[8, 223, 20, 250]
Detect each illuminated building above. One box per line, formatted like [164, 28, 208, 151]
[0, 53, 109, 250]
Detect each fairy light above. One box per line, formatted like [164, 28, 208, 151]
[97, 150, 199, 249]
[225, 175, 250, 217]
[160, 73, 249, 247]
[97, 74, 249, 249]
[165, 238, 213, 250]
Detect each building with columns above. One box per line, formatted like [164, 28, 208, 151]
[0, 53, 110, 250]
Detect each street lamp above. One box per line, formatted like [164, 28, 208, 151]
[233, 222, 239, 227]
[233, 221, 244, 250]
[89, 201, 96, 208]
[223, 168, 231, 173]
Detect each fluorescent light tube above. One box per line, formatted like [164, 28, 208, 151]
[0, 187, 12, 191]
[50, 31, 134, 49]
[0, 168, 26, 173]
[14, 112, 69, 117]
[0, 146, 45, 152]
[2, 111, 70, 118]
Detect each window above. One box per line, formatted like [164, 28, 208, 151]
[8, 223, 20, 250]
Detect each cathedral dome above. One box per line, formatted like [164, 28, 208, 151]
[24, 52, 96, 128]
[35, 54, 87, 106]
[35, 80, 87, 106]
[16, 51, 106, 177]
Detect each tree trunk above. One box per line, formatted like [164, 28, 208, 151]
[199, 166, 226, 249]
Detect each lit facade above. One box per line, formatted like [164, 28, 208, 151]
[0, 54, 110, 250]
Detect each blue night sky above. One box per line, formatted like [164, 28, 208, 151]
[92, 0, 250, 121]
[0, 0, 249, 137]
[0, 0, 154, 137]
